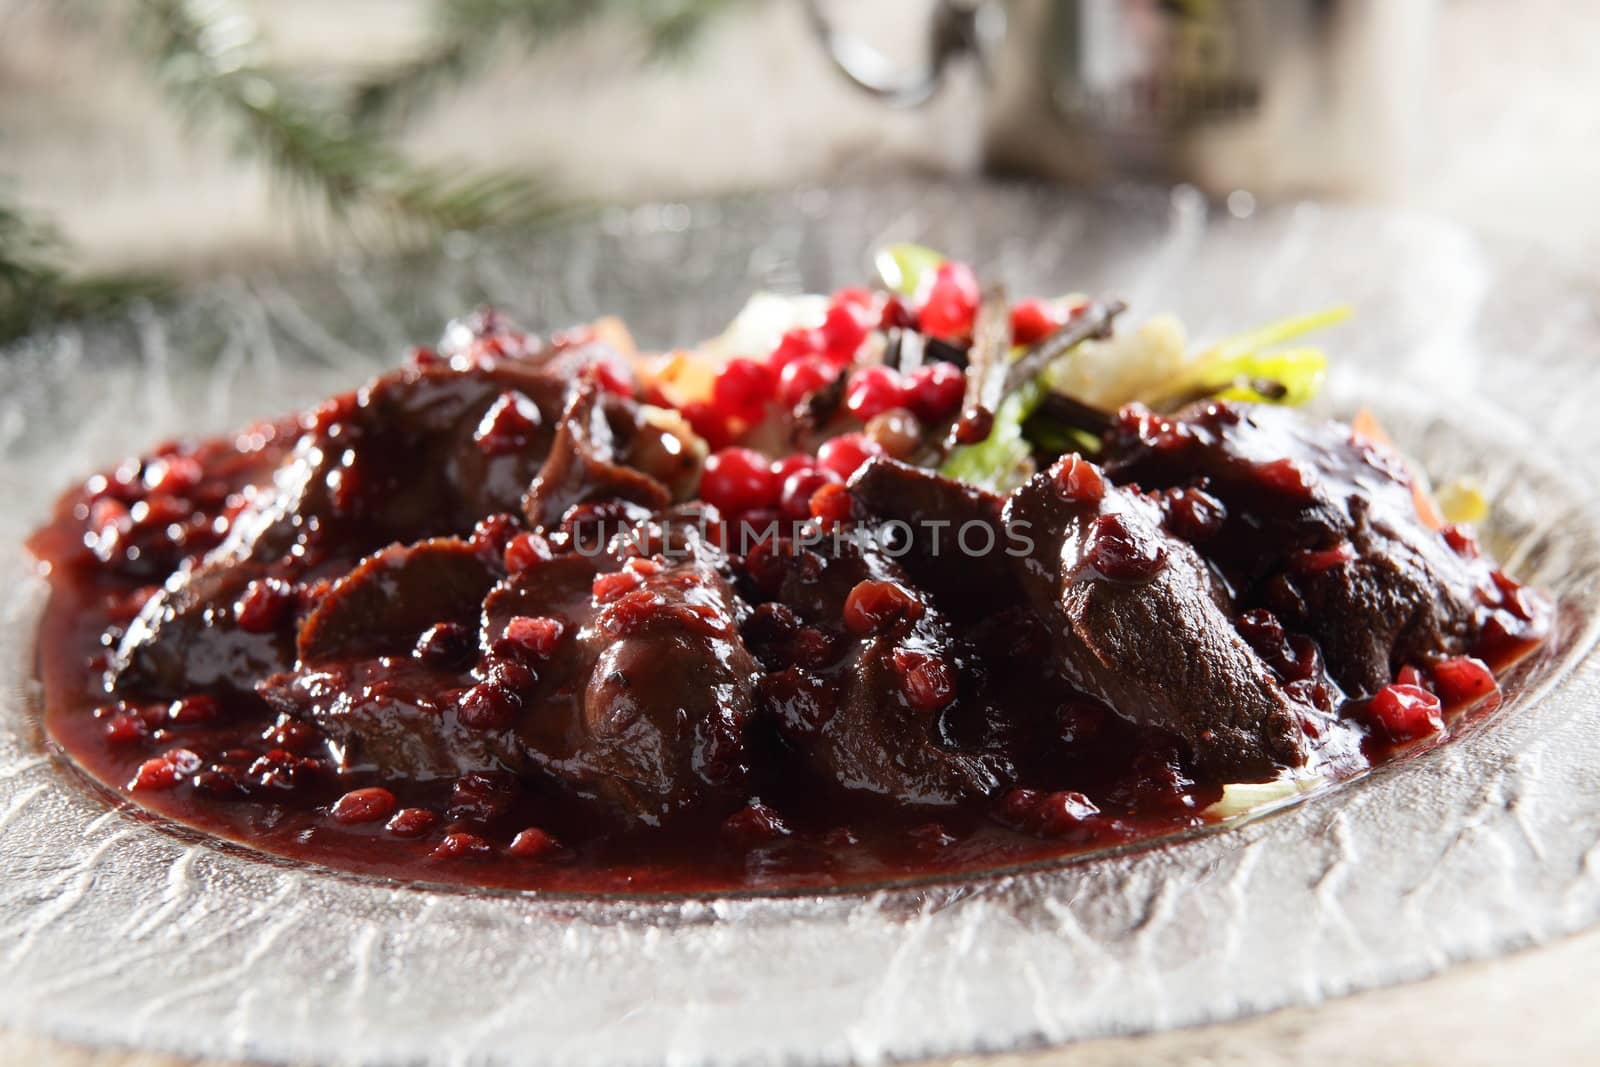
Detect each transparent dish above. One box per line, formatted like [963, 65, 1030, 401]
[2, 182, 1598, 1066]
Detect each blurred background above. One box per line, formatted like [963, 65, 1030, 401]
[1, 0, 1597, 340]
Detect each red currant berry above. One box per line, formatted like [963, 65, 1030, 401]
[1009, 298, 1066, 346]
[700, 447, 781, 515]
[844, 366, 908, 421]
[816, 433, 882, 481]
[917, 261, 980, 339]
[906, 362, 965, 422]
[777, 355, 839, 407]
[1366, 683, 1445, 742]
[712, 358, 776, 419]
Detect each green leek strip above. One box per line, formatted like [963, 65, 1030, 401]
[1153, 306, 1350, 408]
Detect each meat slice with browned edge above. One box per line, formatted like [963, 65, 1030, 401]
[1003, 459, 1311, 781]
[111, 350, 674, 699]
[764, 533, 1008, 805]
[1099, 401, 1513, 694]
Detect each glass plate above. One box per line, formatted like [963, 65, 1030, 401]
[2, 181, 1599, 1066]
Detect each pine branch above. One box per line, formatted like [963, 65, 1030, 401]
[350, 0, 753, 126]
[130, 0, 565, 239]
[0, 191, 164, 345]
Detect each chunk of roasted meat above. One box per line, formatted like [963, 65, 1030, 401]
[1001, 458, 1311, 781]
[111, 343, 680, 698]
[1099, 401, 1546, 694]
[754, 533, 1007, 807]
[32, 294, 1549, 877]
[485, 538, 761, 827]
[851, 456, 1312, 781]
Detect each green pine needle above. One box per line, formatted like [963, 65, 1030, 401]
[0, 191, 165, 346]
[133, 0, 563, 238]
[350, 0, 753, 126]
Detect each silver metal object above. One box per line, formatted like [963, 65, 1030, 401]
[1, 183, 1598, 1066]
[807, 0, 1437, 195]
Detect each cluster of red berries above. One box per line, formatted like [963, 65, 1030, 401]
[1366, 656, 1500, 743]
[698, 436, 893, 521]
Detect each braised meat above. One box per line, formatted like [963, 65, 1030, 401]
[1001, 459, 1311, 780]
[111, 346, 672, 698]
[761, 534, 1007, 806]
[1099, 402, 1518, 694]
[29, 297, 1550, 894]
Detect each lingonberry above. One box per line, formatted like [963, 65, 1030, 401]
[473, 390, 542, 456]
[234, 578, 294, 634]
[678, 400, 732, 451]
[816, 433, 882, 481]
[1050, 454, 1105, 504]
[768, 327, 825, 371]
[386, 808, 438, 837]
[905, 362, 965, 422]
[414, 621, 474, 667]
[429, 832, 495, 860]
[820, 301, 874, 363]
[842, 580, 924, 636]
[769, 453, 815, 484]
[779, 468, 840, 521]
[712, 358, 776, 419]
[699, 447, 780, 515]
[1366, 683, 1445, 742]
[457, 683, 519, 730]
[1431, 656, 1499, 705]
[331, 787, 398, 824]
[502, 615, 566, 658]
[1009, 298, 1067, 346]
[916, 261, 980, 339]
[167, 695, 221, 725]
[844, 366, 909, 421]
[507, 827, 562, 858]
[777, 356, 839, 407]
[1085, 514, 1166, 582]
[891, 649, 956, 711]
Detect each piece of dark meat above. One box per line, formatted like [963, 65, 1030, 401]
[483, 539, 760, 827]
[111, 352, 673, 698]
[762, 534, 1007, 806]
[1099, 401, 1515, 694]
[848, 458, 1014, 619]
[1002, 465, 1310, 780]
[846, 454, 1311, 780]
[298, 538, 500, 665]
[259, 658, 521, 781]
[523, 380, 672, 528]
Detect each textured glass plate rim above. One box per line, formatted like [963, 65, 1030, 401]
[3, 181, 1600, 1066]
